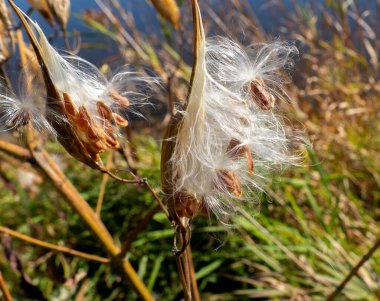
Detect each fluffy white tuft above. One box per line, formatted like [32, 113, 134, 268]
[34, 21, 158, 129]
[0, 84, 55, 135]
[171, 36, 300, 221]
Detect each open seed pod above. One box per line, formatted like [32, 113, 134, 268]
[161, 0, 204, 225]
[161, 0, 299, 222]
[46, 0, 70, 33]
[9, 0, 129, 170]
[26, 0, 55, 27]
[150, 0, 180, 29]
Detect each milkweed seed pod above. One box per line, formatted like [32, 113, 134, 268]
[26, 0, 55, 27]
[162, 0, 300, 222]
[150, 0, 181, 29]
[9, 1, 156, 169]
[46, 0, 70, 32]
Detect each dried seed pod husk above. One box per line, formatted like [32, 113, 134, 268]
[161, 0, 203, 226]
[26, 0, 55, 27]
[9, 0, 106, 170]
[46, 0, 70, 32]
[150, 0, 180, 29]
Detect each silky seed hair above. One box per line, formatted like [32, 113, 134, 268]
[171, 35, 300, 221]
[4, 8, 159, 163]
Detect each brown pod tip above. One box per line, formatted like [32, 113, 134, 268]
[173, 191, 200, 218]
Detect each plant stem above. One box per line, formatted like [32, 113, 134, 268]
[176, 255, 191, 301]
[0, 139, 31, 160]
[186, 246, 201, 301]
[0, 272, 13, 301]
[326, 238, 380, 301]
[0, 226, 110, 264]
[25, 128, 154, 301]
[96, 151, 113, 216]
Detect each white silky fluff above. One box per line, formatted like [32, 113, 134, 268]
[171, 36, 299, 220]
[0, 83, 55, 135]
[20, 14, 158, 133]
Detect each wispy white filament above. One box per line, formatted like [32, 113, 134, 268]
[0, 84, 55, 135]
[171, 36, 299, 220]
[2, 11, 158, 137]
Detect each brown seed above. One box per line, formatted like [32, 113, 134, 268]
[63, 92, 77, 120]
[227, 138, 254, 176]
[76, 106, 91, 131]
[96, 101, 113, 121]
[109, 90, 129, 108]
[249, 79, 275, 110]
[216, 170, 242, 197]
[112, 113, 129, 127]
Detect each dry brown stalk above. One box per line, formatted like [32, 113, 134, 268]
[0, 139, 32, 160]
[186, 246, 201, 301]
[96, 151, 113, 216]
[326, 238, 380, 301]
[175, 255, 191, 301]
[0, 226, 110, 264]
[0, 271, 13, 301]
[24, 125, 154, 301]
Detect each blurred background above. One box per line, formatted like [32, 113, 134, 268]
[1, 0, 380, 300]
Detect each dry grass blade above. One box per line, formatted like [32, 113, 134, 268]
[326, 238, 380, 301]
[0, 139, 32, 160]
[0, 0, 15, 62]
[150, 0, 181, 28]
[0, 226, 110, 263]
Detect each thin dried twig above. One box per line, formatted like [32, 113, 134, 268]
[326, 238, 380, 301]
[176, 255, 191, 301]
[24, 126, 154, 301]
[0, 139, 32, 160]
[0, 226, 110, 263]
[0, 271, 13, 301]
[143, 180, 170, 220]
[96, 151, 113, 216]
